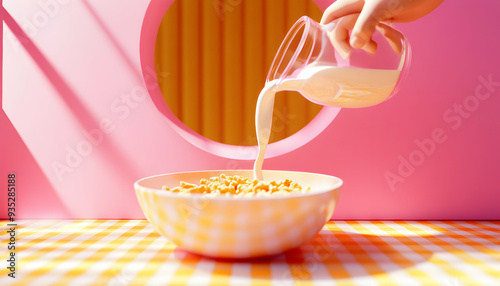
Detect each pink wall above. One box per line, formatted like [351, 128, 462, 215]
[1, 0, 499, 220]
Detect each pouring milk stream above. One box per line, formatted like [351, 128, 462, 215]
[253, 16, 409, 180]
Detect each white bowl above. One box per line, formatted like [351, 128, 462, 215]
[135, 170, 342, 258]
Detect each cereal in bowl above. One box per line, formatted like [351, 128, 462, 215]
[162, 174, 310, 197]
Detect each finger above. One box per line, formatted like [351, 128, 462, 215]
[361, 39, 377, 54]
[376, 23, 403, 54]
[349, 2, 380, 49]
[330, 24, 351, 59]
[330, 14, 359, 59]
[320, 0, 364, 24]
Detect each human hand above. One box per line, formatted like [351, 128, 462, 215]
[321, 0, 444, 57]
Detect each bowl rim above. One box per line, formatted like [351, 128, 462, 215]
[134, 169, 343, 201]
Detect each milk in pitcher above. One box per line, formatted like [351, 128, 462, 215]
[253, 65, 400, 180]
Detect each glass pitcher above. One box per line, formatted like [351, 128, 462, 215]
[267, 15, 411, 108]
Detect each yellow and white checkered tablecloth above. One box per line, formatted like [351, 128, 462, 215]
[0, 220, 499, 285]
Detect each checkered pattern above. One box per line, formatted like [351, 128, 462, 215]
[1, 220, 499, 285]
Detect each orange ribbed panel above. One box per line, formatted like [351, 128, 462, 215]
[155, 0, 323, 146]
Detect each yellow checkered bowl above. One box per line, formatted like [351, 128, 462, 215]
[135, 170, 342, 258]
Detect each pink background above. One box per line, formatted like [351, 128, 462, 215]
[1, 0, 499, 220]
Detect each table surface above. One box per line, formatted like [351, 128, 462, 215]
[1, 220, 499, 286]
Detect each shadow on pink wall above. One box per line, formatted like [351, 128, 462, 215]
[2, 6, 139, 180]
[1, 5, 146, 218]
[1, 4, 70, 217]
[0, 112, 70, 217]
